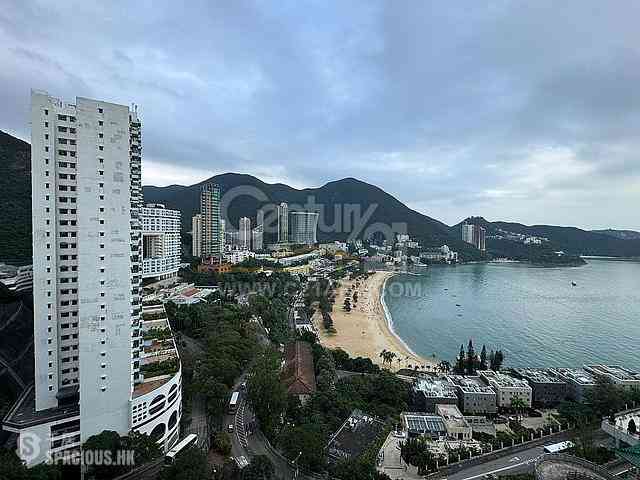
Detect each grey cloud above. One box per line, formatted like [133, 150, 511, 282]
[0, 0, 639, 230]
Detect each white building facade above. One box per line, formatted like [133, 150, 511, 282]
[141, 204, 181, 280]
[3, 91, 181, 466]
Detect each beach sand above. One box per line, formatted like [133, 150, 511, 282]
[313, 271, 437, 372]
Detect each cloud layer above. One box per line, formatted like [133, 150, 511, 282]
[2, 0, 639, 230]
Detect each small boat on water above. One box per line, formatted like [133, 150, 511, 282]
[571, 281, 577, 286]
[456, 304, 461, 307]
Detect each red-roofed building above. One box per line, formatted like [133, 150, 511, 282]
[282, 341, 317, 404]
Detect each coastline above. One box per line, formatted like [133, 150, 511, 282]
[312, 270, 435, 372]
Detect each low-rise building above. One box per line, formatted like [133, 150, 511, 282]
[412, 376, 458, 413]
[448, 375, 497, 415]
[282, 341, 317, 405]
[225, 249, 255, 265]
[512, 368, 568, 406]
[584, 365, 640, 391]
[327, 410, 385, 463]
[402, 412, 447, 439]
[436, 404, 472, 440]
[480, 370, 532, 409]
[548, 368, 597, 403]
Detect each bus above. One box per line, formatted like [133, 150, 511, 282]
[229, 391, 240, 414]
[164, 434, 198, 465]
[543, 440, 574, 454]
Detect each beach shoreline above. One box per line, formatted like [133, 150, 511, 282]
[312, 270, 436, 372]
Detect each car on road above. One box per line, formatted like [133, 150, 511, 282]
[228, 424, 234, 433]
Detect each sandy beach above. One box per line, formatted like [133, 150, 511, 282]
[312, 271, 437, 372]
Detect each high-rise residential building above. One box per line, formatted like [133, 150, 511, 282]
[141, 204, 181, 280]
[219, 219, 225, 253]
[252, 224, 264, 251]
[461, 222, 486, 251]
[461, 223, 474, 245]
[200, 183, 221, 257]
[3, 91, 182, 466]
[289, 211, 319, 245]
[239, 217, 251, 250]
[277, 202, 289, 244]
[192, 214, 202, 258]
[252, 210, 264, 251]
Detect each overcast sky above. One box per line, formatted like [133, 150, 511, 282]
[2, 1, 639, 230]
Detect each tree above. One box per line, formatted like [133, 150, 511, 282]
[213, 432, 232, 455]
[490, 350, 504, 370]
[510, 397, 527, 421]
[379, 349, 396, 368]
[454, 344, 466, 374]
[479, 345, 488, 370]
[438, 360, 451, 373]
[466, 339, 476, 375]
[82, 430, 127, 479]
[120, 430, 162, 466]
[247, 349, 287, 439]
[160, 445, 210, 480]
[587, 377, 625, 419]
[628, 419, 637, 435]
[242, 455, 275, 480]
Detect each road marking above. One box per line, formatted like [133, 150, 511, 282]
[459, 456, 541, 480]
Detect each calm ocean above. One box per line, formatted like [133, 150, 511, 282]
[382, 259, 640, 369]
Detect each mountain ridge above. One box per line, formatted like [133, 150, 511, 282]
[1, 130, 640, 264]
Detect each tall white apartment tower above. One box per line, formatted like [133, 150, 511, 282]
[277, 202, 289, 244]
[200, 183, 221, 257]
[192, 214, 202, 258]
[29, 90, 142, 442]
[239, 217, 251, 250]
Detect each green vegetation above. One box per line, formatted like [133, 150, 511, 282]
[140, 358, 179, 377]
[82, 430, 162, 479]
[330, 347, 381, 374]
[0, 131, 31, 265]
[241, 455, 276, 480]
[453, 339, 504, 374]
[143, 327, 172, 341]
[0, 448, 64, 480]
[246, 349, 288, 439]
[159, 445, 211, 480]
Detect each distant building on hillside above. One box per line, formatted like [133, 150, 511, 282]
[461, 222, 486, 251]
[192, 214, 202, 258]
[252, 224, 264, 251]
[277, 202, 289, 244]
[289, 211, 319, 245]
[200, 183, 221, 257]
[238, 217, 251, 250]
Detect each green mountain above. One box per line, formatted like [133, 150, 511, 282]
[2, 130, 640, 264]
[143, 174, 482, 259]
[0, 131, 31, 265]
[452, 217, 640, 260]
[591, 229, 640, 241]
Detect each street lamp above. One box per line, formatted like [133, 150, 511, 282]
[292, 451, 302, 480]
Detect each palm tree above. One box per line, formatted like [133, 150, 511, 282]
[510, 397, 527, 421]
